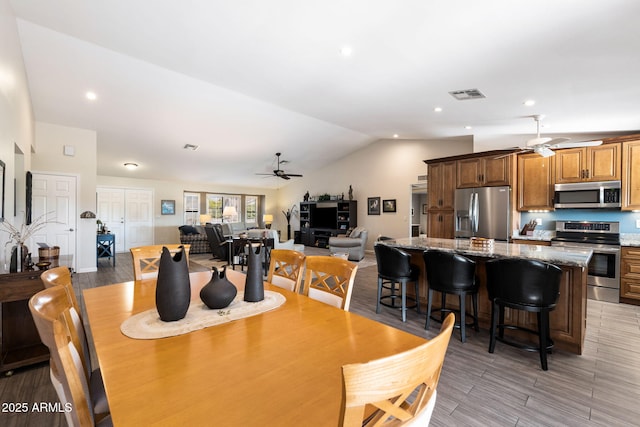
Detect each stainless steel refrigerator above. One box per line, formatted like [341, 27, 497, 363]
[454, 186, 511, 241]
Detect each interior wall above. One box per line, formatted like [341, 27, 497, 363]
[277, 136, 474, 250]
[97, 175, 279, 244]
[0, 0, 35, 268]
[31, 122, 97, 273]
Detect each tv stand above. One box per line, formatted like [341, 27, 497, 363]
[299, 200, 357, 247]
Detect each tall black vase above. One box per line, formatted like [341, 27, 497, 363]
[244, 242, 264, 302]
[155, 246, 191, 322]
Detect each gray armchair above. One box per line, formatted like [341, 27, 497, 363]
[329, 227, 368, 261]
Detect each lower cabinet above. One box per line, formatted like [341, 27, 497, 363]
[621, 246, 640, 305]
[427, 211, 454, 239]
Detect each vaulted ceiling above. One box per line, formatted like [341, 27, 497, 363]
[10, 0, 640, 188]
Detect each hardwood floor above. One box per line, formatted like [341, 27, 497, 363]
[1, 250, 639, 426]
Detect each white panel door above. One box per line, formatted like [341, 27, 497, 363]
[97, 188, 125, 253]
[125, 189, 153, 250]
[30, 174, 77, 270]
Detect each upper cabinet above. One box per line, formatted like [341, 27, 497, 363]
[517, 153, 555, 211]
[457, 155, 512, 188]
[428, 161, 456, 211]
[622, 140, 640, 211]
[554, 143, 621, 183]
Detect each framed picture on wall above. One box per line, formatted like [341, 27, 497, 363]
[161, 199, 175, 215]
[0, 159, 4, 221]
[383, 199, 396, 213]
[367, 197, 380, 215]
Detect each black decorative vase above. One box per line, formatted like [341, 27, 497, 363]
[155, 246, 191, 322]
[9, 244, 28, 273]
[200, 266, 237, 309]
[244, 242, 264, 302]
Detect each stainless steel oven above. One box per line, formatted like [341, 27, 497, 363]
[551, 221, 620, 303]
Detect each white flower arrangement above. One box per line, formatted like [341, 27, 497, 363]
[0, 212, 57, 248]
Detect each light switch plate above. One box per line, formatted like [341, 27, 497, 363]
[63, 145, 75, 156]
[636, 219, 640, 229]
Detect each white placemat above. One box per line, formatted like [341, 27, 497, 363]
[120, 291, 286, 340]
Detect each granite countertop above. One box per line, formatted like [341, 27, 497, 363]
[621, 233, 640, 247]
[385, 237, 592, 268]
[511, 230, 555, 242]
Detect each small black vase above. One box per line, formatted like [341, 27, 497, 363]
[155, 246, 191, 322]
[200, 266, 237, 309]
[244, 242, 264, 302]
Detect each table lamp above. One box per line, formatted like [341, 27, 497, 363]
[222, 206, 237, 222]
[263, 214, 273, 229]
[200, 214, 212, 225]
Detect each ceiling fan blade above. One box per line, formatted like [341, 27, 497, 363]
[549, 140, 603, 149]
[279, 174, 291, 180]
[286, 173, 303, 177]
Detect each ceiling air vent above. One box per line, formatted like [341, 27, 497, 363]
[417, 175, 428, 181]
[183, 144, 199, 151]
[449, 88, 486, 100]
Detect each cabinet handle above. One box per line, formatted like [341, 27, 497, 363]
[586, 169, 590, 178]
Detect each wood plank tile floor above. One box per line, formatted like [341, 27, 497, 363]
[1, 250, 639, 426]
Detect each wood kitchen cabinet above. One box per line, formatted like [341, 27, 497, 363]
[428, 161, 456, 210]
[427, 211, 455, 239]
[427, 161, 456, 238]
[621, 246, 640, 305]
[517, 153, 555, 211]
[554, 143, 621, 183]
[622, 139, 640, 210]
[457, 154, 512, 188]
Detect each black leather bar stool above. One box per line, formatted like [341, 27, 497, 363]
[485, 258, 562, 371]
[374, 244, 420, 322]
[423, 250, 478, 343]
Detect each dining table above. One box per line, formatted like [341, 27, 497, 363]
[83, 268, 427, 426]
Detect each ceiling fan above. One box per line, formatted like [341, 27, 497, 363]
[511, 115, 603, 157]
[256, 152, 303, 180]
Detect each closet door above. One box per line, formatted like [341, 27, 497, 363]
[97, 187, 153, 251]
[97, 188, 125, 252]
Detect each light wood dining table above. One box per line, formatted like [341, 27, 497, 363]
[83, 268, 427, 426]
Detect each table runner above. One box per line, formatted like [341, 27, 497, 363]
[120, 291, 285, 339]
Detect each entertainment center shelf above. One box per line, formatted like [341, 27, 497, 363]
[299, 200, 357, 247]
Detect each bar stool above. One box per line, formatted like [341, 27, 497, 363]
[374, 244, 420, 322]
[423, 250, 478, 343]
[485, 258, 562, 371]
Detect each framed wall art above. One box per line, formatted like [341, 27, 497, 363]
[161, 199, 175, 215]
[383, 199, 396, 213]
[367, 197, 380, 215]
[0, 160, 4, 221]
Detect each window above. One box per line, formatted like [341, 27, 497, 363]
[245, 196, 258, 225]
[206, 194, 242, 223]
[183, 192, 200, 225]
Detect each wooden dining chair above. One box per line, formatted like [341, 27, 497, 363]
[302, 255, 358, 311]
[266, 249, 306, 292]
[339, 313, 455, 426]
[29, 286, 111, 427]
[130, 244, 190, 280]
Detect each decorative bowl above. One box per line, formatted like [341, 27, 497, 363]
[36, 261, 51, 270]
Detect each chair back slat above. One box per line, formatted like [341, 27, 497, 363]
[302, 256, 358, 310]
[130, 245, 190, 280]
[267, 249, 306, 292]
[340, 313, 455, 426]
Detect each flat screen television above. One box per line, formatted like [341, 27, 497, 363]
[310, 203, 338, 229]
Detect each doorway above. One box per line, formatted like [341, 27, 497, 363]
[97, 187, 154, 252]
[30, 173, 77, 271]
[410, 183, 427, 237]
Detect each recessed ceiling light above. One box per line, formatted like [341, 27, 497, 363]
[340, 46, 353, 57]
[393, 134, 399, 138]
[124, 162, 138, 170]
[524, 99, 536, 106]
[434, 107, 443, 112]
[464, 125, 472, 130]
[86, 91, 97, 101]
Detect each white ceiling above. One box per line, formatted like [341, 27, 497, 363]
[10, 0, 640, 188]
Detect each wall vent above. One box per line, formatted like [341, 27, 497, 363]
[183, 144, 199, 151]
[449, 88, 486, 100]
[417, 175, 428, 181]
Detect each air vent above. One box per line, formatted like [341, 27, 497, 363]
[183, 144, 199, 151]
[449, 89, 486, 100]
[417, 175, 428, 181]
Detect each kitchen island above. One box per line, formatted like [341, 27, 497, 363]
[382, 237, 592, 354]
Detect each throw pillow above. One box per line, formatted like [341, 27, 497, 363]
[179, 225, 199, 235]
[350, 227, 362, 238]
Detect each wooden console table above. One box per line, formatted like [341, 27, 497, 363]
[0, 256, 72, 374]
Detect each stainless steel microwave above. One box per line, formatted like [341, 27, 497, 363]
[554, 181, 621, 209]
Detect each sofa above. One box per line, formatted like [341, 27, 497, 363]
[247, 229, 305, 252]
[328, 227, 368, 261]
[178, 225, 210, 254]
